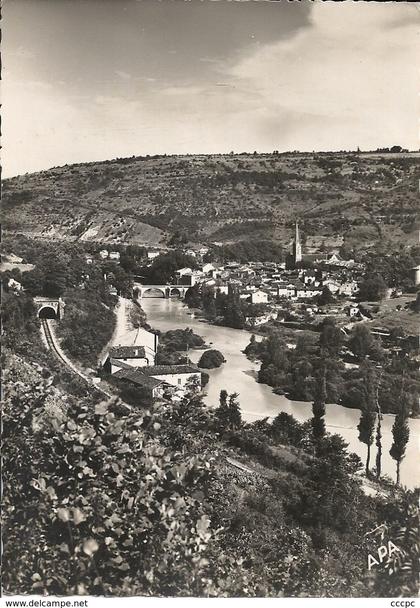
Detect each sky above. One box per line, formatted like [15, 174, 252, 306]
[2, 0, 419, 177]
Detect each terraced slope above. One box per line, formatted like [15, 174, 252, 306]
[2, 152, 419, 248]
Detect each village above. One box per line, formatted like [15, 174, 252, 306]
[3, 218, 419, 410]
[66, 222, 417, 406]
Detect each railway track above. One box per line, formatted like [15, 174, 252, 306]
[40, 319, 131, 409]
[40, 318, 103, 385]
[41, 319, 72, 369]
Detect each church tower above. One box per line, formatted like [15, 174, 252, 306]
[292, 221, 302, 265]
[286, 220, 302, 270]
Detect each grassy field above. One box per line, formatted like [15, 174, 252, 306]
[364, 295, 419, 335]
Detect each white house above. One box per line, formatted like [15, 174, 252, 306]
[138, 364, 201, 389]
[323, 280, 341, 294]
[104, 345, 151, 374]
[99, 249, 109, 259]
[245, 312, 277, 327]
[109, 251, 120, 261]
[134, 327, 159, 364]
[303, 287, 323, 298]
[147, 251, 160, 260]
[277, 283, 296, 298]
[202, 263, 215, 274]
[347, 304, 361, 318]
[338, 281, 359, 296]
[176, 267, 193, 277]
[241, 289, 269, 305]
[175, 267, 203, 287]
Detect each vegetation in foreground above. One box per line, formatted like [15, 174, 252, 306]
[3, 347, 419, 597]
[2, 234, 419, 598]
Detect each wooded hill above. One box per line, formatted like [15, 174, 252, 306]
[3, 152, 419, 250]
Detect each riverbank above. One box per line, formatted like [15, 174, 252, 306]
[141, 297, 420, 489]
[178, 301, 419, 419]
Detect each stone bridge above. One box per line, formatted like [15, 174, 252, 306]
[133, 284, 190, 299]
[34, 296, 65, 319]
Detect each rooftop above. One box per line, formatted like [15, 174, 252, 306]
[140, 364, 200, 376]
[109, 345, 146, 359]
[113, 368, 165, 389]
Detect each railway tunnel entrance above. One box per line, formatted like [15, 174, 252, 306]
[34, 297, 65, 320]
[38, 306, 58, 319]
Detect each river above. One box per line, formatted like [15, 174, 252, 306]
[141, 297, 419, 489]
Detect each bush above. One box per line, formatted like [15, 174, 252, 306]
[198, 349, 226, 369]
[160, 328, 205, 350]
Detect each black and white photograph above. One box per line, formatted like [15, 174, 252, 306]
[1, 0, 419, 603]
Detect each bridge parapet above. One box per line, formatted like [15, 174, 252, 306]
[133, 284, 190, 300]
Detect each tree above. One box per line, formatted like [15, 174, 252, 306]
[20, 267, 46, 296]
[262, 333, 289, 369]
[44, 264, 68, 297]
[144, 251, 198, 284]
[295, 333, 315, 356]
[119, 252, 138, 274]
[184, 285, 202, 309]
[358, 274, 388, 301]
[357, 364, 377, 476]
[317, 286, 334, 306]
[348, 324, 382, 361]
[215, 390, 242, 432]
[375, 371, 383, 480]
[311, 369, 327, 449]
[227, 393, 242, 431]
[271, 412, 306, 446]
[221, 287, 246, 329]
[215, 389, 229, 430]
[319, 317, 343, 358]
[390, 399, 410, 486]
[414, 291, 420, 313]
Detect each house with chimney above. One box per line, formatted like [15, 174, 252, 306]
[103, 345, 151, 374]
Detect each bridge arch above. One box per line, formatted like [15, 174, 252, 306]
[39, 305, 58, 319]
[142, 287, 166, 298]
[170, 287, 182, 298]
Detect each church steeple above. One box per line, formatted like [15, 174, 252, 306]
[293, 220, 302, 264]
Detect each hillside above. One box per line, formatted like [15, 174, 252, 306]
[3, 346, 419, 597]
[3, 152, 419, 250]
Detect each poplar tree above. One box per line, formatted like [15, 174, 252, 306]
[375, 413, 382, 479]
[390, 401, 410, 486]
[312, 368, 327, 451]
[227, 392, 242, 431]
[375, 371, 383, 480]
[357, 363, 377, 477]
[215, 390, 242, 431]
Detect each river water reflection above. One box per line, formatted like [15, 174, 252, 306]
[141, 297, 419, 489]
